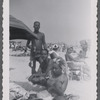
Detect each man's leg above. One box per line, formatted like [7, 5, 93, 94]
[32, 59, 36, 74]
[53, 96, 66, 100]
[37, 56, 44, 73]
[32, 53, 42, 74]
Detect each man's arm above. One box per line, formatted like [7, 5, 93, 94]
[42, 33, 47, 49]
[47, 80, 64, 96]
[26, 40, 31, 49]
[52, 76, 68, 95]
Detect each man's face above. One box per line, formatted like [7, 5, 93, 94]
[34, 22, 40, 31]
[52, 63, 62, 76]
[41, 50, 48, 61]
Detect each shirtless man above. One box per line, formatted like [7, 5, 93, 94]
[46, 60, 68, 100]
[26, 21, 47, 74]
[37, 49, 53, 74]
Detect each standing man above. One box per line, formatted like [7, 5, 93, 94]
[26, 21, 47, 74]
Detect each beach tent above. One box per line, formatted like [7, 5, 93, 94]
[10, 15, 38, 40]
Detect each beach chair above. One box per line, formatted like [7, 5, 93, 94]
[67, 61, 83, 80]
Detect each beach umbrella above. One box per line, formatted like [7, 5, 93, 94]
[10, 15, 38, 40]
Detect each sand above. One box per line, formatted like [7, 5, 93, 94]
[9, 52, 95, 100]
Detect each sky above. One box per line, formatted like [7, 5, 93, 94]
[10, 0, 92, 44]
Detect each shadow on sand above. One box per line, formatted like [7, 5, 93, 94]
[13, 81, 46, 92]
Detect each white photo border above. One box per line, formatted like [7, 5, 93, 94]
[3, 0, 97, 100]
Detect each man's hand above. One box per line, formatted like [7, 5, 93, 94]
[29, 61, 33, 68]
[47, 78, 56, 87]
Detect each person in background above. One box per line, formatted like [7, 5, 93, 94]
[65, 47, 90, 80]
[26, 21, 47, 74]
[65, 47, 75, 62]
[49, 44, 60, 59]
[49, 44, 67, 74]
[65, 46, 86, 62]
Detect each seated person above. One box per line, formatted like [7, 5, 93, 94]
[65, 47, 90, 80]
[49, 44, 60, 59]
[38, 49, 54, 74]
[65, 46, 86, 62]
[47, 61, 68, 99]
[39, 49, 67, 75]
[28, 56, 68, 100]
[28, 49, 54, 86]
[65, 47, 79, 62]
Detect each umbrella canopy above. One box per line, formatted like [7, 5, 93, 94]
[10, 15, 38, 40]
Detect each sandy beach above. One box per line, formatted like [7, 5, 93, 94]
[9, 52, 95, 100]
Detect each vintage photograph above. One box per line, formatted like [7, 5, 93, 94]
[7, 0, 97, 100]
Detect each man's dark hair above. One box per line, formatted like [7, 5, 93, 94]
[34, 21, 40, 25]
